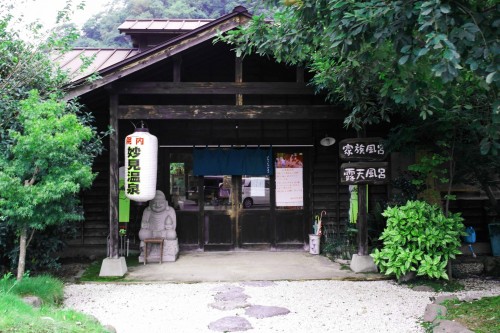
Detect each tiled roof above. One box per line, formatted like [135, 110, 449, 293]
[54, 48, 139, 81]
[118, 19, 213, 33]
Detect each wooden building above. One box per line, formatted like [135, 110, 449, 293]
[61, 6, 495, 257]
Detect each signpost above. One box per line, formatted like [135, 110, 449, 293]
[339, 137, 387, 161]
[340, 162, 389, 185]
[339, 137, 389, 262]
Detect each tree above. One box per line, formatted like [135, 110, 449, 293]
[0, 0, 104, 280]
[0, 92, 98, 280]
[219, 0, 499, 256]
[221, 0, 499, 155]
[74, 0, 263, 48]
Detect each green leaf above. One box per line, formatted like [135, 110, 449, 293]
[440, 4, 451, 14]
[486, 72, 496, 84]
[398, 55, 410, 65]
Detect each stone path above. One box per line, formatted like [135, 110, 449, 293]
[63, 279, 500, 333]
[208, 281, 290, 332]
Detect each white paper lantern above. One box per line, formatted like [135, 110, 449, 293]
[124, 128, 158, 202]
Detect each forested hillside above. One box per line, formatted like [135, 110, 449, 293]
[74, 0, 260, 47]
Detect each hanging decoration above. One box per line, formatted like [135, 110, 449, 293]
[124, 124, 158, 202]
[118, 166, 130, 222]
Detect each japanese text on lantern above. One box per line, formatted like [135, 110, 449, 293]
[126, 137, 144, 195]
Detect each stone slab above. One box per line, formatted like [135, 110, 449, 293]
[99, 257, 127, 277]
[208, 316, 252, 332]
[209, 300, 250, 310]
[214, 291, 249, 302]
[245, 305, 290, 319]
[423, 304, 447, 322]
[433, 319, 473, 333]
[350, 254, 378, 273]
[434, 295, 458, 305]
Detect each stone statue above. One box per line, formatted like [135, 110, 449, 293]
[138, 190, 179, 263]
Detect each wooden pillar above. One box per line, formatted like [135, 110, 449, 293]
[235, 55, 243, 106]
[109, 93, 119, 258]
[173, 55, 182, 83]
[357, 184, 368, 255]
[357, 127, 369, 256]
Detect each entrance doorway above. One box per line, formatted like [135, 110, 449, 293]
[165, 148, 307, 251]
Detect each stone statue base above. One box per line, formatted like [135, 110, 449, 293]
[139, 239, 179, 263]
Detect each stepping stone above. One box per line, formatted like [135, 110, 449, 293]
[412, 285, 434, 292]
[208, 316, 252, 332]
[423, 304, 447, 322]
[209, 300, 250, 311]
[245, 305, 290, 319]
[214, 291, 249, 302]
[434, 295, 458, 305]
[240, 281, 276, 287]
[433, 319, 473, 333]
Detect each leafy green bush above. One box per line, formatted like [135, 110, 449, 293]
[0, 222, 77, 275]
[371, 200, 464, 280]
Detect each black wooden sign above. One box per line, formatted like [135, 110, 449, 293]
[339, 137, 386, 161]
[340, 162, 390, 185]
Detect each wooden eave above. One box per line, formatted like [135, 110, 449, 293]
[64, 8, 252, 101]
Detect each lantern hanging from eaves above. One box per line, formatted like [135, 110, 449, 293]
[124, 125, 158, 202]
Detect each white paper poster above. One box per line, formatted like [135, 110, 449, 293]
[276, 168, 303, 207]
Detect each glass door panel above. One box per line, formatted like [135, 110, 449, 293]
[241, 176, 270, 209]
[168, 153, 198, 247]
[203, 175, 234, 249]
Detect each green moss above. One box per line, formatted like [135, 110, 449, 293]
[442, 296, 500, 333]
[404, 277, 465, 292]
[79, 256, 139, 282]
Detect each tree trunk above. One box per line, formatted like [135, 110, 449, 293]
[17, 226, 27, 281]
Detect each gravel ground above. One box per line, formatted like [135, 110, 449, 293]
[63, 278, 500, 333]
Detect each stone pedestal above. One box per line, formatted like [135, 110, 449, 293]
[139, 238, 179, 263]
[350, 254, 378, 273]
[99, 257, 127, 277]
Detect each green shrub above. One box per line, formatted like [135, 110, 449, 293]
[371, 200, 464, 280]
[0, 273, 63, 306]
[0, 222, 77, 275]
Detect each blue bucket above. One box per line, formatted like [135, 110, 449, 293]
[463, 226, 476, 244]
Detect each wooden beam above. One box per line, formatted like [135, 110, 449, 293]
[109, 94, 119, 259]
[112, 82, 316, 95]
[118, 105, 348, 120]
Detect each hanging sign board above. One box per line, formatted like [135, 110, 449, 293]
[340, 162, 390, 185]
[339, 137, 387, 161]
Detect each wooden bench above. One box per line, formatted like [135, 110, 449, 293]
[143, 238, 164, 265]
